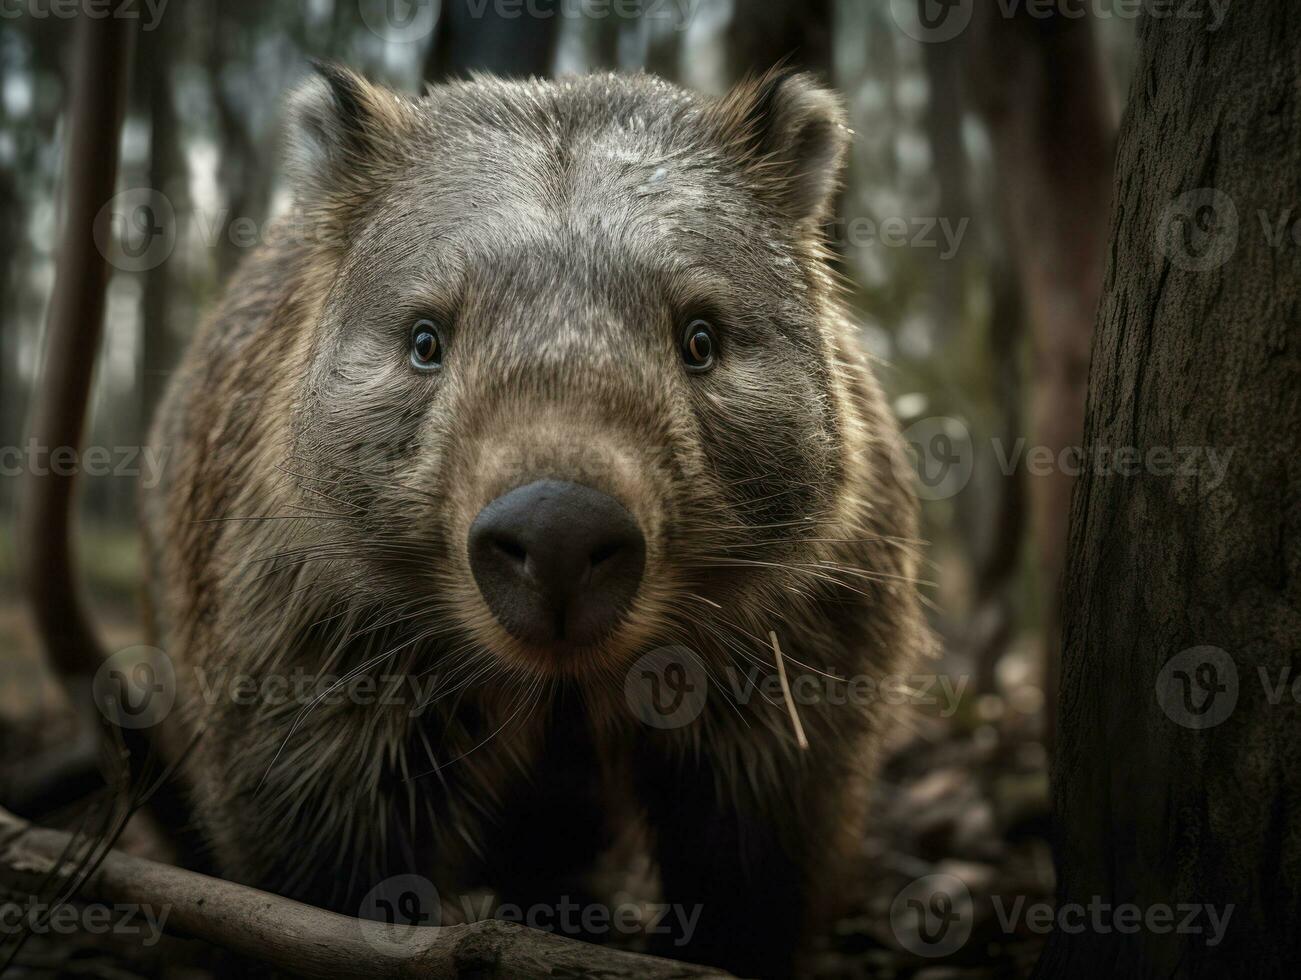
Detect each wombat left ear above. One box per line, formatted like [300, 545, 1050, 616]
[283, 61, 412, 234]
[709, 69, 850, 223]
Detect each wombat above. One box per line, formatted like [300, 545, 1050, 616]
[141, 63, 925, 978]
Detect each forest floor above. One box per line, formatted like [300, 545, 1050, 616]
[0, 600, 1053, 979]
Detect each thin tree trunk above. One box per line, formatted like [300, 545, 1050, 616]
[919, 15, 969, 347]
[424, 0, 560, 82]
[201, 4, 270, 282]
[17, 5, 134, 699]
[970, 253, 1028, 695]
[1036, 2, 1300, 976]
[139, 9, 184, 424]
[725, 0, 832, 82]
[0, 115, 19, 479]
[969, 6, 1115, 743]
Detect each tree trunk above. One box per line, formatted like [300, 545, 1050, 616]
[919, 13, 970, 347]
[138, 9, 184, 424]
[725, 0, 832, 82]
[424, 0, 560, 82]
[0, 107, 19, 482]
[1037, 3, 1301, 977]
[17, 5, 134, 694]
[968, 6, 1115, 743]
[205, 8, 270, 282]
[969, 252, 1028, 695]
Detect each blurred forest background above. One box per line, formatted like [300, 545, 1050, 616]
[0, 1, 1137, 974]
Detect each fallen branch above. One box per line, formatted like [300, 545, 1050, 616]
[0, 806, 730, 979]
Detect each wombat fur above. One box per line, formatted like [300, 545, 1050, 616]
[141, 64, 925, 978]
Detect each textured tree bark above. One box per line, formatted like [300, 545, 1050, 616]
[0, 807, 730, 979]
[1035, 2, 1301, 976]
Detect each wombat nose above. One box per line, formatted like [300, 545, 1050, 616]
[468, 480, 646, 648]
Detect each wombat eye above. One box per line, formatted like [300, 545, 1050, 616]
[681, 319, 717, 372]
[410, 319, 443, 369]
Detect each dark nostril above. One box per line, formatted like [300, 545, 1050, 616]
[493, 536, 527, 563]
[589, 540, 623, 567]
[467, 480, 646, 648]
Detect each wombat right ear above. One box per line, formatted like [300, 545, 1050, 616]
[283, 62, 412, 237]
[708, 69, 850, 224]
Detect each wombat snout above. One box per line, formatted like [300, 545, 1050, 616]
[467, 480, 646, 648]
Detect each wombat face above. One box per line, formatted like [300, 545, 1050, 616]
[283, 67, 857, 676]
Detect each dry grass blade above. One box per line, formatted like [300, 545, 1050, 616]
[769, 630, 809, 751]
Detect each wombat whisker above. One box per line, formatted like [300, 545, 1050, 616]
[249, 544, 357, 566]
[685, 613, 787, 712]
[690, 591, 724, 609]
[406, 670, 544, 781]
[271, 464, 361, 508]
[697, 559, 882, 603]
[688, 516, 925, 549]
[691, 607, 849, 684]
[245, 551, 351, 579]
[282, 453, 443, 505]
[256, 638, 422, 792]
[247, 545, 428, 581]
[335, 602, 447, 645]
[807, 560, 933, 587]
[407, 635, 481, 686]
[700, 556, 930, 589]
[413, 642, 510, 713]
[191, 511, 354, 524]
[413, 659, 492, 715]
[657, 620, 754, 724]
[698, 517, 826, 532]
[711, 534, 922, 549]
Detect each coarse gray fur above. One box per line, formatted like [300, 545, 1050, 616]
[141, 64, 927, 978]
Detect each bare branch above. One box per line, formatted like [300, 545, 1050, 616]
[0, 806, 731, 979]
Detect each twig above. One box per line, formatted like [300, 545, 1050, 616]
[0, 806, 731, 979]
